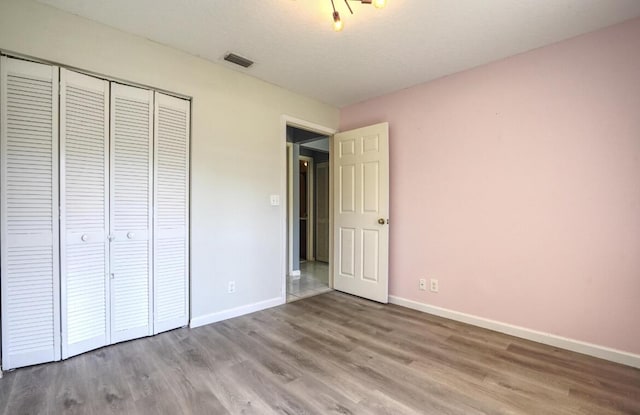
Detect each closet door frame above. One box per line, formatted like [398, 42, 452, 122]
[59, 68, 111, 358]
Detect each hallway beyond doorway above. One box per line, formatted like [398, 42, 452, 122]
[287, 261, 331, 302]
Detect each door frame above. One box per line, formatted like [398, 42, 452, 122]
[281, 115, 336, 302]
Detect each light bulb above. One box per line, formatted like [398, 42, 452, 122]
[333, 11, 343, 31]
[373, 0, 386, 9]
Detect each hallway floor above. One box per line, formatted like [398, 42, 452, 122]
[287, 261, 331, 302]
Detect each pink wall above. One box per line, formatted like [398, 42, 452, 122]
[340, 18, 640, 355]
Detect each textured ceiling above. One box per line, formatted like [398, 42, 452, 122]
[37, 0, 640, 107]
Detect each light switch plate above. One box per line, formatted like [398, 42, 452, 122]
[270, 195, 280, 206]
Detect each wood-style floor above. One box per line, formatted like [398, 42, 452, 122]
[0, 291, 639, 415]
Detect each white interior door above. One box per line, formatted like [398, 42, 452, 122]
[316, 161, 330, 262]
[333, 122, 389, 303]
[153, 92, 190, 334]
[60, 69, 110, 358]
[109, 83, 153, 343]
[0, 57, 61, 369]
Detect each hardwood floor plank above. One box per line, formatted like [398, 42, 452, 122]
[356, 390, 422, 415]
[0, 368, 16, 415]
[3, 365, 51, 415]
[216, 321, 303, 384]
[227, 360, 318, 415]
[238, 316, 373, 404]
[198, 363, 274, 414]
[49, 355, 94, 415]
[349, 345, 515, 415]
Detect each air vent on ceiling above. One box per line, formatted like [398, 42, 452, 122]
[224, 53, 254, 68]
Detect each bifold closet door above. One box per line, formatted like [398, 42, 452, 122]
[109, 83, 154, 343]
[60, 69, 110, 358]
[0, 57, 60, 369]
[153, 92, 190, 334]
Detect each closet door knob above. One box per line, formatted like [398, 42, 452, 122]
[81, 234, 89, 242]
[127, 232, 135, 239]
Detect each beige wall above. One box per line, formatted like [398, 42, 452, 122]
[0, 0, 339, 323]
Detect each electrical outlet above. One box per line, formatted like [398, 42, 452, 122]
[228, 281, 236, 294]
[419, 278, 427, 291]
[430, 279, 439, 293]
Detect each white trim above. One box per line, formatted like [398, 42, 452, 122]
[389, 296, 640, 369]
[289, 270, 301, 278]
[283, 116, 337, 137]
[329, 140, 336, 288]
[286, 143, 294, 277]
[189, 297, 284, 328]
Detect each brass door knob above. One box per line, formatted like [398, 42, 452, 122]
[378, 218, 385, 225]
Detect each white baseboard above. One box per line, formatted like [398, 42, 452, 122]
[389, 296, 640, 369]
[189, 296, 285, 328]
[289, 270, 301, 278]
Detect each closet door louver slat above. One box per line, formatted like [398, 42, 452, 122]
[153, 92, 190, 334]
[110, 83, 153, 343]
[60, 69, 110, 358]
[1, 57, 60, 369]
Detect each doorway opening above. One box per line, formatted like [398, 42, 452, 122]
[286, 124, 332, 302]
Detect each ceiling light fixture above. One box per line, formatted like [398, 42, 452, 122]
[333, 10, 344, 32]
[330, 0, 387, 32]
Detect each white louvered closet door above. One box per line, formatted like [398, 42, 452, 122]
[153, 92, 190, 334]
[110, 83, 153, 343]
[60, 69, 110, 358]
[0, 57, 60, 369]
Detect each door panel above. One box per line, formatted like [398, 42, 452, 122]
[362, 229, 379, 282]
[0, 57, 61, 369]
[339, 227, 356, 277]
[340, 164, 356, 213]
[60, 69, 110, 358]
[109, 83, 153, 343]
[333, 122, 389, 303]
[153, 92, 190, 334]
